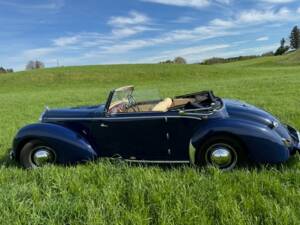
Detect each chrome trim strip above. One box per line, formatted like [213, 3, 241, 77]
[124, 159, 190, 164]
[296, 130, 300, 149]
[44, 115, 205, 121]
[189, 141, 196, 165]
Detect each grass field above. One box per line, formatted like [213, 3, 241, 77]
[0, 52, 300, 224]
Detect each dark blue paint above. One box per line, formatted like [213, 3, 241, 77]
[13, 123, 97, 164]
[11, 91, 300, 166]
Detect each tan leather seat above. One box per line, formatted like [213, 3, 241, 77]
[152, 98, 173, 112]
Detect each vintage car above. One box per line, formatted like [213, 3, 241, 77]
[11, 86, 300, 170]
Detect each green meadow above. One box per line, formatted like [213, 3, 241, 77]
[0, 52, 300, 225]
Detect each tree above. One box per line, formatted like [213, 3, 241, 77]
[26, 60, 45, 70]
[280, 38, 285, 48]
[290, 26, 300, 49]
[174, 57, 187, 64]
[0, 67, 6, 73]
[275, 38, 289, 56]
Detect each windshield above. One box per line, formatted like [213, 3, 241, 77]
[108, 86, 134, 113]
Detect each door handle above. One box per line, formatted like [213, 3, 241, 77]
[100, 123, 109, 128]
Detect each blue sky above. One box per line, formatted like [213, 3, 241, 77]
[1, 0, 300, 71]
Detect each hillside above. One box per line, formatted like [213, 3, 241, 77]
[0, 58, 300, 224]
[219, 49, 300, 67]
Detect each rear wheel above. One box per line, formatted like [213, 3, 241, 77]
[196, 135, 246, 170]
[19, 140, 56, 169]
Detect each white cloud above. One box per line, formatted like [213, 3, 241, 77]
[97, 24, 236, 55]
[53, 36, 79, 47]
[162, 44, 230, 58]
[210, 19, 235, 28]
[136, 44, 230, 63]
[0, 0, 64, 11]
[209, 7, 297, 29]
[215, 0, 232, 4]
[107, 11, 155, 39]
[259, 0, 295, 3]
[112, 26, 159, 38]
[141, 0, 210, 9]
[141, 0, 232, 9]
[237, 8, 291, 24]
[108, 11, 150, 27]
[256, 36, 269, 41]
[23, 47, 59, 58]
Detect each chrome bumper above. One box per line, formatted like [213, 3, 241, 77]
[9, 150, 15, 160]
[295, 130, 300, 151]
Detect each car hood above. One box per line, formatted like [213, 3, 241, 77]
[41, 104, 105, 120]
[224, 99, 279, 126]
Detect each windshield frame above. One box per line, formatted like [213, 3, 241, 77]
[104, 86, 134, 114]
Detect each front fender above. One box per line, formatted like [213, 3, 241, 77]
[13, 123, 97, 165]
[190, 118, 290, 164]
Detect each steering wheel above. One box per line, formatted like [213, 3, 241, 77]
[127, 94, 140, 112]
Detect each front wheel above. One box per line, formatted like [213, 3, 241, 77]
[19, 140, 56, 169]
[196, 135, 246, 170]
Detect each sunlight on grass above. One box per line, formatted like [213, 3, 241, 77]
[0, 61, 300, 224]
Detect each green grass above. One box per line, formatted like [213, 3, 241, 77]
[1, 53, 300, 224]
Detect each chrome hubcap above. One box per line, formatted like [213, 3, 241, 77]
[32, 148, 55, 167]
[211, 148, 232, 167]
[206, 143, 237, 170]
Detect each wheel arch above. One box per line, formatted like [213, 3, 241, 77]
[13, 123, 98, 165]
[189, 118, 289, 164]
[189, 131, 248, 164]
[14, 137, 35, 161]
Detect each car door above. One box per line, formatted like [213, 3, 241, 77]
[92, 112, 170, 161]
[165, 112, 203, 161]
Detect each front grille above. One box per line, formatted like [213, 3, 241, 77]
[287, 125, 299, 143]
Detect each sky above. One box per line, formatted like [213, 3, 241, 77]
[1, 0, 300, 71]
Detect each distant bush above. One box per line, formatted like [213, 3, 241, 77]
[159, 60, 174, 64]
[26, 60, 45, 70]
[0, 67, 13, 74]
[201, 55, 258, 65]
[159, 56, 187, 64]
[174, 57, 187, 64]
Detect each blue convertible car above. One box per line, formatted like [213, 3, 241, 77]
[11, 86, 300, 170]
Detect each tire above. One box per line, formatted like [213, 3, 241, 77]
[196, 135, 246, 170]
[19, 140, 56, 169]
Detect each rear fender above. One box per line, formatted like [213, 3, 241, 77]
[13, 123, 97, 165]
[190, 119, 289, 164]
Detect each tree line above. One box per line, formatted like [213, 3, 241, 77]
[159, 57, 187, 64]
[160, 25, 300, 65]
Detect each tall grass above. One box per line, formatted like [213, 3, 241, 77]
[0, 59, 300, 224]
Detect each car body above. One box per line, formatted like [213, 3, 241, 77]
[11, 86, 300, 169]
